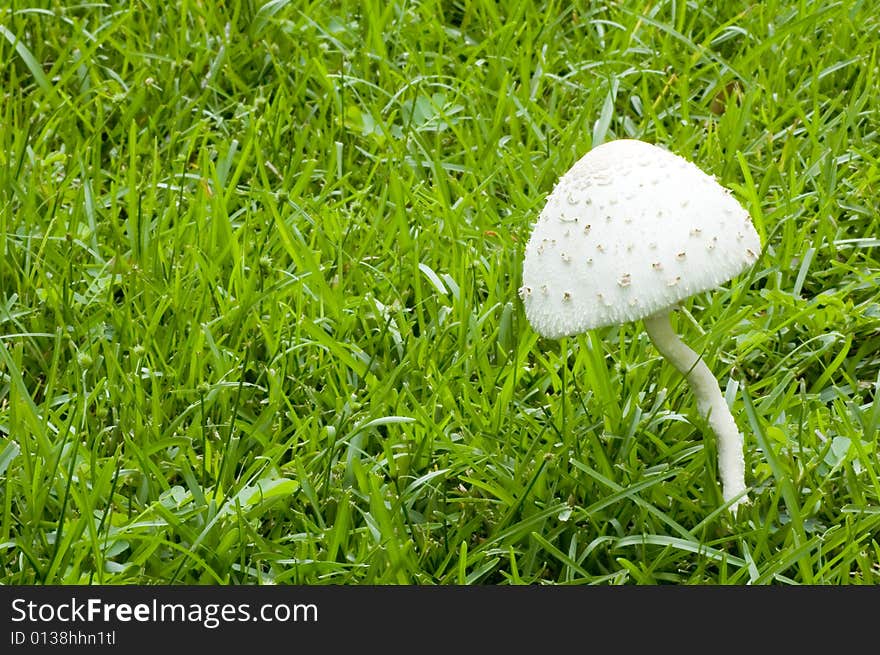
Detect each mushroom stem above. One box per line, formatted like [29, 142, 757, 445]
[643, 310, 747, 510]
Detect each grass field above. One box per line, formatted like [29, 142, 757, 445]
[1, 0, 878, 585]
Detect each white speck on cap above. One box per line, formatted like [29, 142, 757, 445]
[521, 139, 762, 339]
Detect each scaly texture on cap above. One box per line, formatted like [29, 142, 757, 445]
[520, 139, 761, 338]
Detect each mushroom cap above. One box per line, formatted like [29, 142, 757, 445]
[520, 139, 761, 339]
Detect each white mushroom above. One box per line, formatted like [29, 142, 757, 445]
[521, 138, 761, 511]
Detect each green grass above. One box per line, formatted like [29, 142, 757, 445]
[1, 0, 878, 585]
